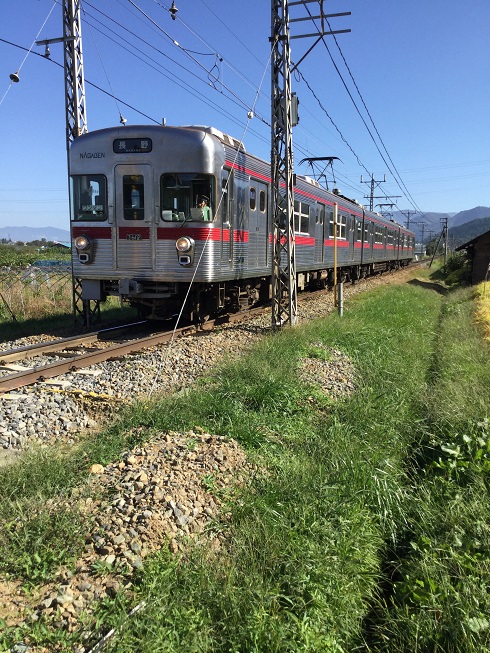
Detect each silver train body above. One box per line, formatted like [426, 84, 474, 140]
[70, 125, 415, 320]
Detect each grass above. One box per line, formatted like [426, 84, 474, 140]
[0, 264, 489, 652]
[474, 280, 490, 342]
[0, 246, 139, 340]
[0, 285, 138, 343]
[365, 284, 490, 652]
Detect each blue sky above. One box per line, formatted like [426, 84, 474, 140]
[1, 0, 489, 232]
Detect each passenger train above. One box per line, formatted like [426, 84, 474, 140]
[70, 124, 415, 321]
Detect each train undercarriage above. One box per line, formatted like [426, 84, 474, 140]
[94, 259, 409, 322]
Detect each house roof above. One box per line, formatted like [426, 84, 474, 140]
[455, 228, 490, 252]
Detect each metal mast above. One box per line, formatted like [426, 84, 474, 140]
[271, 0, 296, 328]
[63, 0, 87, 149]
[270, 1, 350, 328]
[63, 1, 100, 324]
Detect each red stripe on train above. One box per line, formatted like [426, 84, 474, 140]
[71, 226, 111, 239]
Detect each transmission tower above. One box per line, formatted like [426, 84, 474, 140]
[62, 0, 88, 148]
[270, 0, 350, 328]
[63, 1, 100, 325]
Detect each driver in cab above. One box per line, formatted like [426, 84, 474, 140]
[198, 197, 212, 221]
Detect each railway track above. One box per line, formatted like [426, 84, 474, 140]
[0, 263, 424, 396]
[0, 308, 266, 394]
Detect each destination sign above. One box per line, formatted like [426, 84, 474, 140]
[113, 138, 152, 154]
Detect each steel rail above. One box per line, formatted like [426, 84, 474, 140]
[0, 321, 148, 364]
[0, 330, 181, 394]
[0, 308, 266, 394]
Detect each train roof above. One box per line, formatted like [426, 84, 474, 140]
[69, 124, 413, 236]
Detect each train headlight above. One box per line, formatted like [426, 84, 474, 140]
[74, 235, 90, 250]
[175, 236, 193, 253]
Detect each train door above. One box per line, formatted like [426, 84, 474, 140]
[248, 180, 268, 270]
[257, 182, 269, 268]
[314, 203, 325, 262]
[349, 214, 356, 260]
[221, 170, 234, 269]
[114, 165, 154, 270]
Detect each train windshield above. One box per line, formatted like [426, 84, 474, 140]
[71, 175, 108, 222]
[160, 173, 214, 222]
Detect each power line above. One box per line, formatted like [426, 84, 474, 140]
[299, 2, 428, 222]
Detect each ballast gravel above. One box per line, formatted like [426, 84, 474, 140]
[0, 270, 414, 459]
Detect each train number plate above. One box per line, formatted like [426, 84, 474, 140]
[126, 234, 142, 241]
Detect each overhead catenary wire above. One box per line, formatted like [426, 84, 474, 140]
[0, 0, 57, 108]
[81, 4, 128, 125]
[153, 0, 267, 99]
[296, 1, 429, 222]
[79, 1, 271, 129]
[125, 0, 269, 123]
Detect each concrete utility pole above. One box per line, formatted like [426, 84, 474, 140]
[270, 0, 350, 328]
[442, 217, 449, 269]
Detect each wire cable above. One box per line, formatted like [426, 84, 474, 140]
[0, 0, 57, 109]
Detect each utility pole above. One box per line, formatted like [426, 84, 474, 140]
[400, 209, 418, 230]
[38, 2, 98, 325]
[428, 219, 448, 268]
[271, 0, 296, 328]
[411, 221, 426, 256]
[270, 0, 350, 328]
[62, 0, 88, 148]
[441, 217, 448, 269]
[377, 203, 396, 219]
[361, 174, 385, 212]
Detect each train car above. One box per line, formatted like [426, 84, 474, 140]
[69, 124, 415, 320]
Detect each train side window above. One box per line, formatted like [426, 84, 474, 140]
[160, 173, 214, 222]
[338, 215, 347, 239]
[250, 187, 256, 211]
[222, 172, 230, 223]
[356, 220, 362, 242]
[71, 174, 107, 222]
[363, 223, 370, 243]
[294, 200, 310, 233]
[123, 175, 144, 220]
[316, 203, 325, 225]
[327, 211, 345, 238]
[259, 190, 266, 213]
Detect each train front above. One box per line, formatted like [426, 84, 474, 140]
[69, 125, 227, 320]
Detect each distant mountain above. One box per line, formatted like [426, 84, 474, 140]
[391, 207, 490, 242]
[448, 217, 490, 248]
[0, 226, 70, 243]
[450, 206, 490, 228]
[392, 211, 451, 232]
